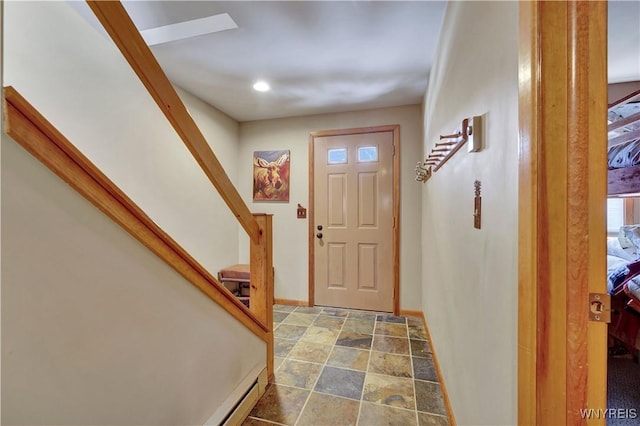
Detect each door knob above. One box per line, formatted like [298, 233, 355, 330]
[317, 225, 323, 231]
[316, 232, 323, 239]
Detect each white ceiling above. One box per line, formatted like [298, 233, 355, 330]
[73, 1, 639, 123]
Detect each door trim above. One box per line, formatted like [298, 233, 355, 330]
[518, 2, 607, 424]
[308, 125, 401, 314]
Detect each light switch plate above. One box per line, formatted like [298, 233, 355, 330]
[297, 204, 307, 219]
[468, 115, 484, 152]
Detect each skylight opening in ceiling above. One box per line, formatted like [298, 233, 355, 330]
[140, 13, 238, 46]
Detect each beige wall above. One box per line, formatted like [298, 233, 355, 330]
[421, 2, 518, 424]
[1, 135, 265, 425]
[3, 0, 241, 276]
[238, 106, 424, 310]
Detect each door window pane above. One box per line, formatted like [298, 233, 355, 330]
[358, 146, 378, 162]
[328, 148, 347, 164]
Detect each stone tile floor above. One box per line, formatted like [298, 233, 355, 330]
[243, 305, 450, 426]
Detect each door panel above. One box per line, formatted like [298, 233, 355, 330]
[358, 172, 378, 227]
[328, 174, 347, 226]
[357, 244, 378, 290]
[327, 243, 346, 288]
[313, 131, 394, 312]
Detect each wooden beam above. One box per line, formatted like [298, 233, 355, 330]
[85, 1, 260, 243]
[537, 4, 569, 421]
[250, 214, 274, 381]
[584, 3, 608, 420]
[608, 164, 640, 196]
[608, 89, 640, 111]
[517, 3, 538, 423]
[624, 198, 635, 225]
[519, 1, 607, 424]
[608, 110, 640, 133]
[3, 86, 269, 340]
[608, 128, 640, 147]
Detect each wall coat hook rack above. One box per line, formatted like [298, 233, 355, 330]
[420, 115, 484, 178]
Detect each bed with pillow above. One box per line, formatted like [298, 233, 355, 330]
[608, 226, 640, 355]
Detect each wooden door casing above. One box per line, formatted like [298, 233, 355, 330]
[518, 2, 607, 424]
[314, 131, 394, 312]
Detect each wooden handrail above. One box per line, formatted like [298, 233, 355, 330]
[85, 0, 274, 379]
[3, 86, 269, 339]
[85, 0, 260, 244]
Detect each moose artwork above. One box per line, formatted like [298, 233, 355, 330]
[253, 150, 290, 202]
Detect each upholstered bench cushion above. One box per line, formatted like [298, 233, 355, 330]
[217, 264, 251, 282]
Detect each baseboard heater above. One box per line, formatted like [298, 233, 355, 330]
[204, 366, 268, 426]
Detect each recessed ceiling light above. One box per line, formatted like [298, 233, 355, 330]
[253, 81, 271, 92]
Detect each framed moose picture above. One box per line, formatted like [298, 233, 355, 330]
[253, 150, 290, 202]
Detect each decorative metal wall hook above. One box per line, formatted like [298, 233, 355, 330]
[415, 161, 432, 183]
[473, 180, 482, 229]
[474, 180, 482, 197]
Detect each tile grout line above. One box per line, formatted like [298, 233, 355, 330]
[355, 313, 396, 425]
[246, 416, 288, 426]
[291, 306, 349, 426]
[274, 307, 321, 425]
[288, 306, 319, 426]
[408, 319, 420, 426]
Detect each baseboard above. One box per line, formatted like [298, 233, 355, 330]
[204, 365, 267, 426]
[399, 309, 423, 318]
[414, 311, 457, 426]
[274, 298, 308, 307]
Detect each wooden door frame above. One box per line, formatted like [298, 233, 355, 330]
[518, 1, 607, 425]
[308, 125, 401, 315]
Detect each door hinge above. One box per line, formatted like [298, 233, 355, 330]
[589, 292, 611, 323]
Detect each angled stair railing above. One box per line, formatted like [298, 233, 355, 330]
[85, 1, 259, 242]
[3, 0, 274, 382]
[3, 86, 270, 341]
[85, 0, 274, 381]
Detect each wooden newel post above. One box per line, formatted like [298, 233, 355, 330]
[250, 214, 274, 381]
